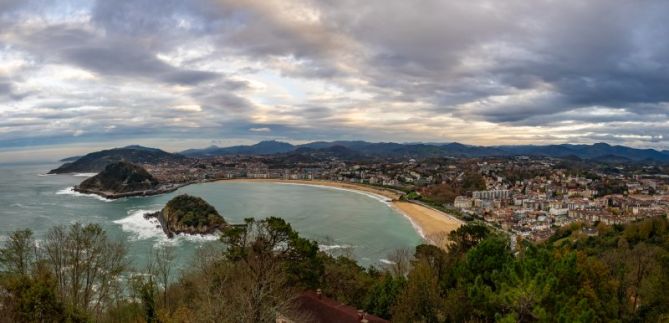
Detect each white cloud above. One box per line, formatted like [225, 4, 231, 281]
[249, 127, 271, 132]
[0, 0, 668, 152]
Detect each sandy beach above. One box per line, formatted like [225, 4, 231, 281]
[218, 179, 463, 248]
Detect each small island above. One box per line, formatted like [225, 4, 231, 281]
[74, 161, 181, 199]
[145, 194, 227, 238]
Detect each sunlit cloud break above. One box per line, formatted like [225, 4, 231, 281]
[1, 0, 669, 152]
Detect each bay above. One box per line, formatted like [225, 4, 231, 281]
[0, 162, 422, 271]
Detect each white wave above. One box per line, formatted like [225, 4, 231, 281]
[37, 173, 55, 177]
[55, 186, 113, 202]
[171, 232, 220, 243]
[73, 173, 97, 177]
[319, 244, 353, 251]
[379, 258, 396, 265]
[113, 209, 221, 247]
[113, 209, 163, 241]
[389, 205, 427, 240]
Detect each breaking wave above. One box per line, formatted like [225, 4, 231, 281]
[73, 173, 97, 177]
[56, 187, 113, 202]
[318, 244, 353, 251]
[113, 209, 220, 247]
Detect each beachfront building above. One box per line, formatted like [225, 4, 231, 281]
[472, 189, 512, 200]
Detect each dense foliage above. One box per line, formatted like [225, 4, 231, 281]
[163, 194, 225, 228]
[418, 172, 486, 204]
[2, 216, 668, 322]
[77, 161, 159, 193]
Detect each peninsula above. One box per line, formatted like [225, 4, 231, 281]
[74, 161, 181, 199]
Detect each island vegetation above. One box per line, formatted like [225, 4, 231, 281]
[48, 146, 186, 174]
[74, 161, 179, 199]
[1, 216, 668, 322]
[146, 194, 227, 238]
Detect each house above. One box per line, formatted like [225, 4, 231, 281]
[277, 290, 388, 323]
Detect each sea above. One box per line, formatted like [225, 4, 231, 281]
[0, 162, 423, 272]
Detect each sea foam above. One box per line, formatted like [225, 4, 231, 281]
[73, 173, 97, 177]
[56, 187, 114, 202]
[379, 258, 396, 265]
[113, 209, 163, 241]
[318, 244, 353, 252]
[113, 209, 220, 247]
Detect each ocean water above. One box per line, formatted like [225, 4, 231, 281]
[0, 163, 422, 271]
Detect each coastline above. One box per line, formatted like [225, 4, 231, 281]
[73, 184, 183, 199]
[218, 178, 464, 248]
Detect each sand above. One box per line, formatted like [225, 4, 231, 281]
[218, 179, 463, 248]
[391, 201, 463, 248]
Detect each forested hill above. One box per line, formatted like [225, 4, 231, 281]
[1, 216, 667, 321]
[75, 161, 159, 194]
[49, 145, 186, 174]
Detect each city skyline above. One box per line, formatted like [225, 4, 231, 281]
[1, 0, 669, 158]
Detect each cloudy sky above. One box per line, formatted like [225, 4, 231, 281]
[1, 0, 669, 160]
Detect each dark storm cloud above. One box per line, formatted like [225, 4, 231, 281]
[63, 45, 219, 85]
[2, 0, 669, 151]
[0, 82, 10, 95]
[0, 79, 30, 101]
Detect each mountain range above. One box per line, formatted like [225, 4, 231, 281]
[51, 141, 669, 174]
[179, 140, 669, 162]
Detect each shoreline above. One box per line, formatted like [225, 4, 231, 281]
[73, 184, 184, 199]
[218, 179, 464, 248]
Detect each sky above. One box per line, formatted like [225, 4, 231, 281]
[1, 0, 669, 161]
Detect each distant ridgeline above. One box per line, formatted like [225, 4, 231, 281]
[145, 194, 227, 238]
[74, 161, 179, 199]
[179, 140, 669, 162]
[48, 142, 669, 173]
[49, 145, 186, 174]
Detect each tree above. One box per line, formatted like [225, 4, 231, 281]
[364, 274, 404, 319]
[177, 217, 325, 322]
[0, 229, 36, 276]
[392, 259, 444, 323]
[447, 223, 490, 255]
[0, 265, 71, 323]
[42, 223, 128, 318]
[386, 248, 413, 278]
[461, 172, 486, 192]
[153, 245, 175, 308]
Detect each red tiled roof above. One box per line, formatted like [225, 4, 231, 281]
[293, 291, 388, 323]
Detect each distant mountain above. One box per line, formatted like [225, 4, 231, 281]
[49, 145, 186, 174]
[181, 140, 295, 157]
[182, 140, 483, 159]
[288, 145, 365, 161]
[59, 155, 81, 162]
[497, 143, 669, 162]
[68, 141, 669, 166]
